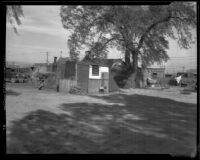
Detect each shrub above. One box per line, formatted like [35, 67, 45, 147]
[183, 83, 197, 92]
[168, 78, 177, 86]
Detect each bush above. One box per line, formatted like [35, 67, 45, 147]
[180, 90, 191, 94]
[181, 77, 196, 86]
[183, 83, 197, 92]
[168, 78, 177, 86]
[113, 74, 128, 88]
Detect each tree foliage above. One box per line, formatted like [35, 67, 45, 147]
[82, 41, 108, 62]
[6, 5, 24, 34]
[60, 3, 196, 86]
[68, 34, 80, 61]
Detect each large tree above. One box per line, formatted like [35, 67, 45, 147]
[6, 5, 24, 34]
[68, 34, 80, 61]
[60, 2, 196, 88]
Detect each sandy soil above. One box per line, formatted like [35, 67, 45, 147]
[5, 83, 197, 154]
[6, 83, 123, 127]
[6, 84, 196, 126]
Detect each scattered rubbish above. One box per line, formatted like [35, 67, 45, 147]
[69, 86, 87, 95]
[180, 90, 191, 95]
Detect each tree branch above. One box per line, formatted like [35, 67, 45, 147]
[94, 36, 125, 52]
[86, 15, 105, 29]
[137, 11, 195, 51]
[99, 37, 117, 51]
[137, 13, 172, 50]
[171, 16, 192, 22]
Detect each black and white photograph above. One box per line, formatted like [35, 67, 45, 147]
[4, 2, 198, 155]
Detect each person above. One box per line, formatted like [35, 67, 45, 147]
[146, 77, 151, 87]
[38, 79, 45, 90]
[175, 75, 182, 86]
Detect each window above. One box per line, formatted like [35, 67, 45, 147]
[152, 72, 157, 78]
[92, 65, 99, 76]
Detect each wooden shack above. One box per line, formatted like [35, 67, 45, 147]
[147, 67, 165, 79]
[52, 59, 120, 94]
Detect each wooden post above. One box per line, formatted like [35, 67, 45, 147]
[75, 63, 77, 81]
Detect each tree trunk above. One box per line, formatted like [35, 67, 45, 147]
[141, 65, 148, 87]
[125, 49, 130, 65]
[126, 50, 138, 88]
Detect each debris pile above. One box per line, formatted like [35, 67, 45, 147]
[183, 83, 197, 92]
[69, 86, 87, 95]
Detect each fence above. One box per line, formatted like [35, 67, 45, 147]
[59, 79, 77, 93]
[45, 74, 57, 89]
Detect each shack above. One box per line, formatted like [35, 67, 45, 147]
[56, 59, 120, 93]
[45, 58, 121, 93]
[147, 67, 165, 79]
[49, 57, 167, 92]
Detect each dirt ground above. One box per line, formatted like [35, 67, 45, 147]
[5, 83, 197, 155]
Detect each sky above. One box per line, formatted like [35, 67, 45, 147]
[6, 5, 197, 73]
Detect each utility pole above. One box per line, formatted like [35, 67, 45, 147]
[46, 52, 49, 65]
[182, 66, 185, 72]
[60, 51, 62, 58]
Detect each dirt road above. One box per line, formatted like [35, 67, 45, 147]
[6, 83, 124, 127]
[5, 83, 197, 155]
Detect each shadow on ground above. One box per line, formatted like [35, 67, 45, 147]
[6, 89, 21, 96]
[7, 94, 196, 155]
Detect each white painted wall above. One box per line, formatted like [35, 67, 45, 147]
[89, 65, 109, 79]
[38, 66, 48, 73]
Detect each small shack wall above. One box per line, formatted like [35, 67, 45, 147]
[64, 61, 76, 79]
[56, 62, 66, 79]
[88, 79, 109, 93]
[148, 68, 165, 78]
[77, 63, 89, 92]
[88, 65, 109, 93]
[57, 61, 77, 93]
[59, 79, 77, 93]
[45, 74, 57, 89]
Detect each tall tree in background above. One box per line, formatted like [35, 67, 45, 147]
[82, 41, 108, 62]
[6, 5, 23, 34]
[60, 2, 196, 88]
[68, 34, 80, 61]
